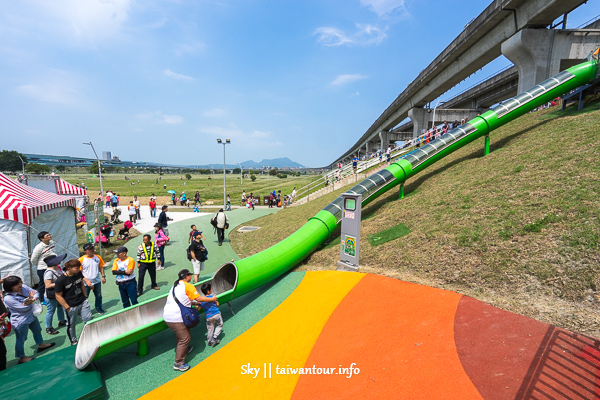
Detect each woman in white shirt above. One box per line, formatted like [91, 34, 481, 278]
[163, 269, 217, 372]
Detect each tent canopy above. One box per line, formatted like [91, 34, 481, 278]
[0, 172, 76, 225]
[56, 178, 87, 196]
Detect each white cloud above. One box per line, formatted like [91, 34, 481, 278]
[164, 69, 194, 81]
[174, 42, 206, 56]
[14, 69, 82, 104]
[313, 27, 353, 47]
[203, 108, 228, 117]
[314, 24, 387, 47]
[136, 110, 184, 124]
[15, 84, 76, 104]
[199, 125, 283, 148]
[360, 0, 409, 18]
[29, 0, 133, 44]
[356, 24, 387, 45]
[330, 74, 368, 86]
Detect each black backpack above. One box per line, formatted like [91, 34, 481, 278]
[210, 213, 218, 228]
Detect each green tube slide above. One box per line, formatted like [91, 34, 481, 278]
[75, 57, 599, 370]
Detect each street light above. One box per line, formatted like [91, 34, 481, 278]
[17, 155, 25, 175]
[238, 163, 243, 185]
[216, 138, 230, 208]
[83, 141, 104, 256]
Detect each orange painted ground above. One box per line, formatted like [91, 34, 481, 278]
[144, 271, 600, 399]
[292, 273, 482, 399]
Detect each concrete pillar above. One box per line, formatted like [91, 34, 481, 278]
[408, 107, 430, 138]
[501, 29, 555, 94]
[378, 131, 390, 151]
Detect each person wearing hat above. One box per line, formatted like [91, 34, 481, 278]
[78, 243, 107, 315]
[54, 259, 92, 346]
[189, 232, 207, 283]
[3, 276, 56, 364]
[215, 208, 229, 246]
[43, 254, 68, 335]
[111, 246, 138, 308]
[163, 269, 218, 372]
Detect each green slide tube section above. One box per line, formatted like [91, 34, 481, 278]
[75, 57, 598, 370]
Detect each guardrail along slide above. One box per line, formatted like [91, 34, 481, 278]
[75, 57, 600, 370]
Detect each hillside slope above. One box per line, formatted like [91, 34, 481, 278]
[230, 100, 600, 337]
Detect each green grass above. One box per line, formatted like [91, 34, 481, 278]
[230, 99, 600, 336]
[57, 173, 318, 205]
[368, 224, 411, 247]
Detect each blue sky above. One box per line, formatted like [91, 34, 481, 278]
[1, 1, 599, 168]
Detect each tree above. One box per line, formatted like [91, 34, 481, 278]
[24, 163, 50, 174]
[55, 165, 66, 173]
[232, 168, 241, 174]
[88, 161, 105, 175]
[250, 174, 257, 182]
[268, 168, 278, 176]
[0, 150, 27, 173]
[185, 173, 192, 180]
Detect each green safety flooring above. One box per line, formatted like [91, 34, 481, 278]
[0, 346, 103, 400]
[0, 207, 280, 397]
[98, 271, 305, 399]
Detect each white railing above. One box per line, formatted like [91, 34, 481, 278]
[293, 125, 462, 205]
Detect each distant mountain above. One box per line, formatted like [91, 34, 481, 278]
[240, 157, 305, 169]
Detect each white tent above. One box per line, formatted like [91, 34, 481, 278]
[0, 172, 79, 286]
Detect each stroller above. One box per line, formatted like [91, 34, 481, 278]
[96, 223, 114, 246]
[110, 208, 122, 224]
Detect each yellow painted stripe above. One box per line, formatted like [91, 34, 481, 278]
[142, 270, 364, 400]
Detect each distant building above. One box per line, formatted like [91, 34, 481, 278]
[102, 151, 112, 161]
[112, 156, 121, 162]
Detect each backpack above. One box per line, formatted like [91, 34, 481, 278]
[186, 245, 193, 261]
[210, 213, 218, 228]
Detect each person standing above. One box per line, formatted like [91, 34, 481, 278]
[54, 259, 93, 346]
[128, 201, 137, 225]
[149, 197, 157, 218]
[215, 208, 229, 246]
[158, 205, 171, 236]
[189, 232, 207, 283]
[163, 269, 218, 372]
[194, 191, 200, 206]
[78, 243, 107, 315]
[111, 247, 138, 308]
[352, 155, 359, 174]
[241, 190, 246, 207]
[43, 254, 68, 335]
[30, 231, 56, 304]
[133, 196, 141, 221]
[154, 223, 169, 270]
[3, 276, 56, 363]
[136, 235, 161, 296]
[200, 283, 223, 347]
[291, 187, 297, 204]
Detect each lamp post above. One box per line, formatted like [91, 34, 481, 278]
[17, 155, 25, 175]
[238, 163, 243, 185]
[83, 141, 104, 255]
[216, 138, 230, 208]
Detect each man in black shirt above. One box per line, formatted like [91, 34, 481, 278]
[55, 259, 93, 346]
[189, 232, 207, 283]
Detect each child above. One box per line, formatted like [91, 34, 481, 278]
[200, 283, 223, 347]
[188, 225, 200, 244]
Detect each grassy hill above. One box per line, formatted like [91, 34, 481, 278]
[230, 99, 600, 337]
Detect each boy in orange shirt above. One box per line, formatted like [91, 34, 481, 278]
[111, 247, 138, 308]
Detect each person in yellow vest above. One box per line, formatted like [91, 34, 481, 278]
[136, 234, 161, 296]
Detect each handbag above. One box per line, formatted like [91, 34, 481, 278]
[172, 287, 200, 328]
[31, 299, 43, 316]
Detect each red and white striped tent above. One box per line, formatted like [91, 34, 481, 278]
[0, 172, 79, 285]
[56, 178, 87, 196]
[0, 172, 77, 225]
